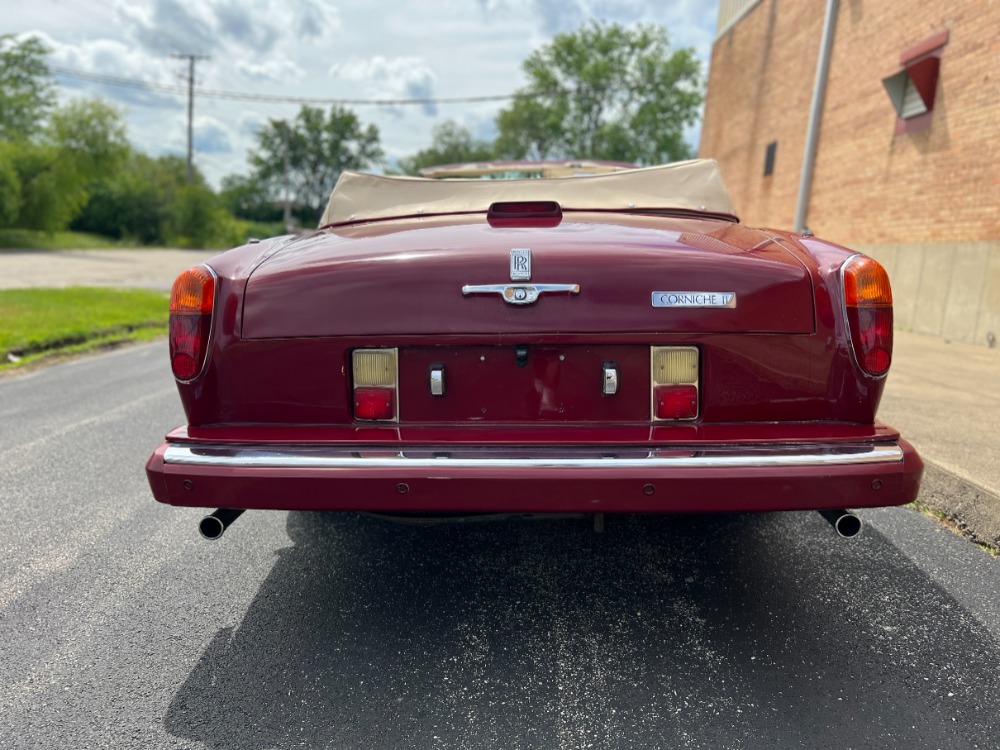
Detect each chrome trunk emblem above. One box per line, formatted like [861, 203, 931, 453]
[510, 248, 531, 281]
[462, 283, 581, 305]
[652, 291, 737, 308]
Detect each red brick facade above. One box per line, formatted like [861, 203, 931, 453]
[700, 0, 999, 244]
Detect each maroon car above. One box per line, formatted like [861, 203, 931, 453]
[145, 159, 922, 539]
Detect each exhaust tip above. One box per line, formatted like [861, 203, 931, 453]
[819, 509, 862, 538]
[198, 508, 245, 540]
[199, 515, 226, 540]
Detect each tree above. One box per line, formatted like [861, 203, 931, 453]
[0, 142, 21, 225]
[0, 35, 55, 141]
[397, 121, 495, 175]
[15, 98, 129, 231]
[74, 153, 188, 244]
[493, 21, 702, 165]
[218, 173, 283, 224]
[249, 105, 383, 220]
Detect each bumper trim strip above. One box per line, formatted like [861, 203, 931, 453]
[163, 442, 905, 470]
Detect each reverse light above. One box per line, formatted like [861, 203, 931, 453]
[169, 265, 216, 381]
[842, 256, 893, 377]
[651, 346, 699, 420]
[352, 348, 398, 421]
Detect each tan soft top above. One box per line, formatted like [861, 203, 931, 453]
[319, 159, 737, 227]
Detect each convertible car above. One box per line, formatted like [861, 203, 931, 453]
[145, 159, 923, 539]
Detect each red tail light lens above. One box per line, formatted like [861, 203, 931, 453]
[354, 387, 396, 420]
[654, 385, 699, 420]
[169, 265, 216, 381]
[842, 256, 892, 377]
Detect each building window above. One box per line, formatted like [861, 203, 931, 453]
[881, 30, 948, 135]
[763, 141, 777, 177]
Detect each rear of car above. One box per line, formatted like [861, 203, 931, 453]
[146, 161, 922, 532]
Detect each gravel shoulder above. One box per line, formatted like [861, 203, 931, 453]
[0, 248, 214, 291]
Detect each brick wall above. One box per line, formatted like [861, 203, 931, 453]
[700, 0, 1000, 345]
[699, 0, 1000, 245]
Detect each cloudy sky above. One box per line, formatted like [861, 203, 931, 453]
[9, 0, 721, 187]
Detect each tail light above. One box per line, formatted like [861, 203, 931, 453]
[169, 265, 216, 382]
[842, 256, 893, 377]
[651, 346, 699, 420]
[352, 349, 398, 421]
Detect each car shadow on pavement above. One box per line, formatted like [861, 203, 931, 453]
[164, 511, 1000, 749]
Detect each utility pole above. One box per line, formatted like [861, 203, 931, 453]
[172, 53, 209, 183]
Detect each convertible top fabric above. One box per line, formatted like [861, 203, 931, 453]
[319, 159, 737, 227]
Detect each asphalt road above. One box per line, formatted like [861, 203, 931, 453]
[1, 344, 999, 749]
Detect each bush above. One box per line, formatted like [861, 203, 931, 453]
[0, 141, 21, 227]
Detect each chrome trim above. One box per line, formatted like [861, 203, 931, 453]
[164, 442, 905, 469]
[462, 283, 581, 306]
[603, 366, 619, 396]
[429, 367, 445, 397]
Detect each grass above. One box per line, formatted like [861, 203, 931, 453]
[909, 499, 999, 557]
[0, 229, 131, 250]
[0, 287, 169, 371]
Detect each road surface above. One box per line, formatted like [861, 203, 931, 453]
[1, 343, 999, 749]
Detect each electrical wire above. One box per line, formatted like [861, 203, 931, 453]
[50, 64, 538, 106]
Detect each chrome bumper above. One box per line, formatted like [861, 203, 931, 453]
[163, 442, 905, 470]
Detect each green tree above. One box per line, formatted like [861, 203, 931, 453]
[249, 105, 383, 220]
[73, 153, 185, 244]
[0, 142, 21, 225]
[15, 99, 129, 231]
[494, 21, 702, 164]
[218, 173, 283, 223]
[0, 35, 55, 141]
[397, 121, 495, 175]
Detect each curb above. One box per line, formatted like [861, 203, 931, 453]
[917, 462, 1000, 552]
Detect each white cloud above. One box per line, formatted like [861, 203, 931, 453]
[9, 0, 720, 186]
[236, 58, 305, 85]
[330, 55, 439, 117]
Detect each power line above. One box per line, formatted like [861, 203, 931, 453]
[50, 64, 536, 106]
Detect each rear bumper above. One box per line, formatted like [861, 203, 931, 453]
[146, 439, 923, 514]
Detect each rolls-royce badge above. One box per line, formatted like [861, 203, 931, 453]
[510, 248, 531, 281]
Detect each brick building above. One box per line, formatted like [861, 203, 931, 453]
[700, 0, 999, 346]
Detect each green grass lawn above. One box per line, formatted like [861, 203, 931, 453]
[0, 287, 169, 369]
[0, 229, 130, 250]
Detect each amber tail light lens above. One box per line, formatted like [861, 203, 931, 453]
[842, 256, 893, 377]
[352, 349, 398, 421]
[169, 265, 216, 381]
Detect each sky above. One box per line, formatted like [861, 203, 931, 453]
[8, 0, 721, 187]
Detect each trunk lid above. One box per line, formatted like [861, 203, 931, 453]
[241, 215, 814, 338]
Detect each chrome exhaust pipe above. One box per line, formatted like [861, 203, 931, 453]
[199, 508, 245, 540]
[819, 509, 862, 538]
